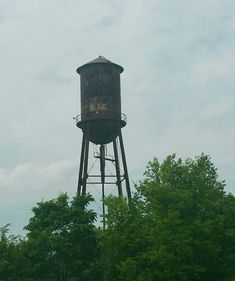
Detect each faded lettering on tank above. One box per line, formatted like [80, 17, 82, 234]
[90, 103, 108, 112]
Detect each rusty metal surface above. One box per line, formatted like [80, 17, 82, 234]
[75, 112, 127, 124]
[76, 56, 125, 144]
[77, 55, 124, 73]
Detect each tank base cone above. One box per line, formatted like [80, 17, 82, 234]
[77, 119, 126, 144]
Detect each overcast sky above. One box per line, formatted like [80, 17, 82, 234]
[0, 0, 235, 235]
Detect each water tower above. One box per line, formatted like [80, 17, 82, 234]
[75, 56, 131, 214]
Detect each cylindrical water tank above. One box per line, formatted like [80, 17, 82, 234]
[76, 56, 126, 144]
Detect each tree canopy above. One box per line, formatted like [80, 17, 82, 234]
[24, 193, 100, 281]
[102, 154, 235, 281]
[1, 154, 235, 281]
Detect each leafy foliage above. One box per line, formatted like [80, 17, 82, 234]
[0, 224, 26, 281]
[102, 154, 235, 281]
[1, 154, 235, 281]
[23, 193, 100, 281]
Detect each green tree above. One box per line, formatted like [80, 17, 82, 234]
[24, 193, 100, 281]
[0, 224, 26, 281]
[103, 154, 235, 281]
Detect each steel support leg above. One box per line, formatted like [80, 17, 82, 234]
[113, 138, 123, 196]
[77, 133, 86, 195]
[100, 144, 106, 229]
[82, 128, 90, 195]
[119, 132, 131, 199]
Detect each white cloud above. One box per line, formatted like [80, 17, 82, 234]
[201, 99, 234, 119]
[0, 160, 77, 202]
[0, 159, 78, 234]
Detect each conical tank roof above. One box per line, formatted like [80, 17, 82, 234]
[77, 56, 124, 73]
[87, 55, 111, 64]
